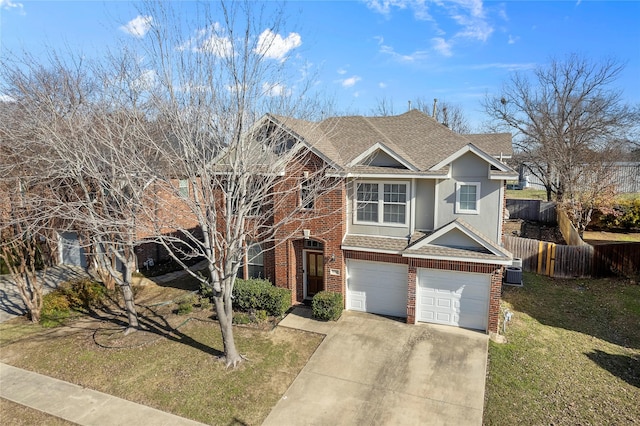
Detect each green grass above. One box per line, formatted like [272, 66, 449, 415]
[506, 188, 548, 200]
[484, 273, 640, 425]
[0, 283, 322, 426]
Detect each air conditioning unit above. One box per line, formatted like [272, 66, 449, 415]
[511, 257, 522, 268]
[504, 267, 523, 286]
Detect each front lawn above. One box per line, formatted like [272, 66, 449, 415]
[484, 273, 640, 425]
[0, 282, 322, 425]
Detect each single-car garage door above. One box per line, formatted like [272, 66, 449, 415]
[417, 269, 490, 331]
[347, 260, 408, 318]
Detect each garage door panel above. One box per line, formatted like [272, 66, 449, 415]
[347, 260, 407, 318]
[417, 269, 490, 331]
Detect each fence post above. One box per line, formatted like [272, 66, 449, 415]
[537, 241, 544, 275]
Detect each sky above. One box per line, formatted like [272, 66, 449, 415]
[1, 0, 639, 129]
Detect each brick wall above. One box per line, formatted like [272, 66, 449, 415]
[271, 152, 347, 303]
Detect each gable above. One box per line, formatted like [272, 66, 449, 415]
[428, 227, 488, 252]
[347, 142, 417, 171]
[407, 219, 511, 260]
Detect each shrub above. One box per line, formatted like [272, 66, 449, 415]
[232, 312, 251, 324]
[59, 278, 106, 311]
[199, 296, 211, 310]
[600, 199, 640, 230]
[232, 278, 291, 317]
[176, 293, 198, 315]
[41, 290, 71, 327]
[312, 291, 343, 321]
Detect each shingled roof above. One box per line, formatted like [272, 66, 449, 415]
[270, 109, 513, 172]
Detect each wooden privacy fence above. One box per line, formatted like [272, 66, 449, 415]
[506, 199, 557, 224]
[504, 235, 639, 278]
[504, 235, 592, 278]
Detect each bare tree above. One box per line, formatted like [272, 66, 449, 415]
[483, 54, 638, 209]
[130, 0, 337, 366]
[0, 51, 163, 332]
[372, 96, 472, 133]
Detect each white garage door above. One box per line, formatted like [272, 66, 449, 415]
[347, 260, 408, 318]
[417, 269, 490, 331]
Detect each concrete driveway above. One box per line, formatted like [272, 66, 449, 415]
[264, 308, 488, 426]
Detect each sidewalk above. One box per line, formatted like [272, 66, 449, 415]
[0, 363, 207, 426]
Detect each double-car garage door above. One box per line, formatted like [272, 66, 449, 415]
[346, 260, 491, 331]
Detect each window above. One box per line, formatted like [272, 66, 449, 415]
[178, 179, 189, 197]
[237, 242, 264, 279]
[355, 182, 408, 225]
[456, 182, 480, 214]
[383, 183, 406, 224]
[301, 179, 314, 209]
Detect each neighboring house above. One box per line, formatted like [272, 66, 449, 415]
[255, 109, 518, 335]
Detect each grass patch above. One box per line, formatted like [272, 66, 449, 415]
[0, 398, 74, 426]
[0, 283, 322, 426]
[506, 188, 548, 200]
[583, 230, 640, 243]
[484, 273, 640, 425]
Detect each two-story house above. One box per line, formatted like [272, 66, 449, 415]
[260, 109, 517, 335]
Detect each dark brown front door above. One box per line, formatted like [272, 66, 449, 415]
[306, 251, 324, 297]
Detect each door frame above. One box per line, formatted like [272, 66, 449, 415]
[303, 249, 324, 299]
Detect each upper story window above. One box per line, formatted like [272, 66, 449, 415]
[455, 182, 480, 214]
[355, 181, 408, 225]
[300, 179, 314, 210]
[178, 179, 189, 197]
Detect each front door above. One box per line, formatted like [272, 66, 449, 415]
[306, 251, 324, 297]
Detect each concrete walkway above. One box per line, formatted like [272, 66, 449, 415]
[266, 306, 489, 426]
[0, 363, 207, 425]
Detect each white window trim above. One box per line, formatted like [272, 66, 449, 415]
[353, 180, 410, 227]
[455, 181, 481, 215]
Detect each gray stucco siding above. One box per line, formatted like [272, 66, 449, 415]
[435, 153, 501, 241]
[415, 179, 435, 231]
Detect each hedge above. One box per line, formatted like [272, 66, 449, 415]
[312, 291, 343, 321]
[232, 278, 291, 317]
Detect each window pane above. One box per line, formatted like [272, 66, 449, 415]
[309, 254, 316, 276]
[383, 204, 406, 223]
[383, 184, 406, 203]
[459, 185, 477, 211]
[357, 202, 378, 222]
[317, 255, 323, 277]
[357, 183, 378, 202]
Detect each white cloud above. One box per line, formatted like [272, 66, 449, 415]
[507, 35, 519, 45]
[0, 94, 16, 102]
[178, 24, 233, 58]
[468, 62, 536, 71]
[379, 43, 428, 63]
[340, 76, 361, 88]
[0, 0, 24, 14]
[133, 69, 157, 91]
[337, 68, 348, 75]
[119, 15, 153, 38]
[262, 82, 291, 97]
[379, 82, 387, 89]
[255, 29, 302, 61]
[432, 37, 453, 57]
[365, 0, 431, 21]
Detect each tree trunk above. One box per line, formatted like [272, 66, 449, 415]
[120, 259, 139, 335]
[213, 293, 243, 367]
